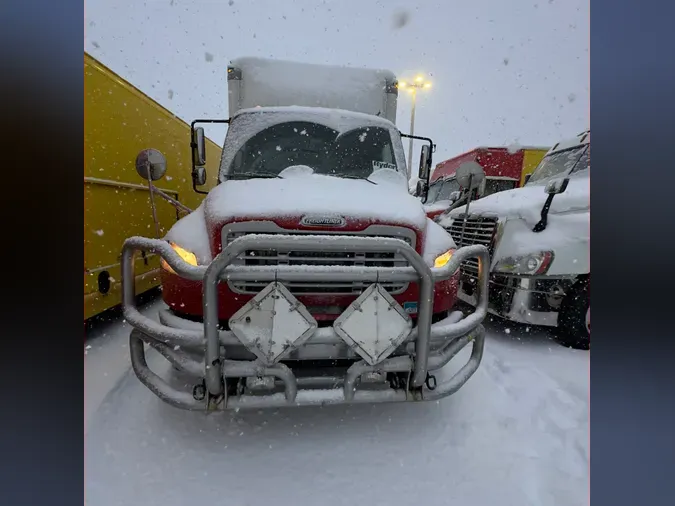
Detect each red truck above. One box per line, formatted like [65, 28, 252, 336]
[424, 146, 549, 220]
[120, 57, 489, 411]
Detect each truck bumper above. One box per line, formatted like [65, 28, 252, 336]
[457, 273, 576, 328]
[121, 234, 490, 411]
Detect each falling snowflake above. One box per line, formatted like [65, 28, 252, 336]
[174, 345, 180, 351]
[359, 132, 367, 142]
[505, 328, 511, 334]
[276, 145, 282, 151]
[507, 142, 521, 154]
[204, 52, 214, 62]
[94, 229, 104, 236]
[392, 9, 410, 29]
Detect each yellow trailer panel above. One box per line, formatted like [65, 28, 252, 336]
[84, 53, 221, 320]
[520, 148, 549, 186]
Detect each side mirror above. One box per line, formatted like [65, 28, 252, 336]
[449, 190, 461, 202]
[191, 127, 207, 187]
[545, 177, 569, 195]
[416, 179, 429, 201]
[135, 148, 167, 181]
[523, 174, 532, 185]
[456, 161, 485, 191]
[193, 166, 207, 187]
[418, 145, 432, 181]
[192, 127, 207, 167]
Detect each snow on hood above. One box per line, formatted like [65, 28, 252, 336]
[204, 169, 428, 230]
[423, 200, 451, 214]
[164, 204, 212, 264]
[443, 174, 589, 227]
[164, 170, 452, 268]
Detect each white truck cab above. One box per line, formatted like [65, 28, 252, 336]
[439, 130, 590, 348]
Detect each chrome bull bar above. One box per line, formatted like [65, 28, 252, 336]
[121, 234, 489, 410]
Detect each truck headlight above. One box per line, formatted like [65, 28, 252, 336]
[434, 249, 455, 268]
[160, 242, 198, 274]
[493, 251, 553, 275]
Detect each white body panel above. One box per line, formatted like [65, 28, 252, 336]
[227, 57, 398, 123]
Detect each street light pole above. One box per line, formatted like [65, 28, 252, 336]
[407, 88, 417, 177]
[398, 76, 431, 180]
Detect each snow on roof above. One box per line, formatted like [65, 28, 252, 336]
[229, 57, 398, 122]
[232, 105, 397, 131]
[549, 130, 590, 155]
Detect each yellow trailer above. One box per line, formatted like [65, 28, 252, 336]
[84, 53, 221, 320]
[520, 147, 549, 186]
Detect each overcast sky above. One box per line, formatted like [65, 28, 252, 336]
[84, 0, 588, 163]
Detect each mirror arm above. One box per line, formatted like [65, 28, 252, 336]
[399, 131, 435, 186]
[533, 194, 556, 233]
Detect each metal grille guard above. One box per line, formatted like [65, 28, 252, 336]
[121, 234, 490, 410]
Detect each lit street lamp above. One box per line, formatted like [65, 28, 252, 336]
[398, 76, 432, 178]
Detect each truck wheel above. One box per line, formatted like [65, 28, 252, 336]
[556, 281, 590, 350]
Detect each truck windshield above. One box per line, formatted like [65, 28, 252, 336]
[427, 178, 460, 204]
[220, 120, 400, 181]
[526, 145, 588, 185]
[484, 178, 518, 196]
[426, 180, 443, 203]
[438, 178, 460, 200]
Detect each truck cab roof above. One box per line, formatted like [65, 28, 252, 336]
[547, 130, 590, 155]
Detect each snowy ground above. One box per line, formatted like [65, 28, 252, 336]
[85, 298, 589, 506]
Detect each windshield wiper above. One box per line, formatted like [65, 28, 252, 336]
[325, 174, 377, 185]
[224, 172, 283, 180]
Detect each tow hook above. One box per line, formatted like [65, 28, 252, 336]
[192, 381, 206, 401]
[425, 373, 437, 391]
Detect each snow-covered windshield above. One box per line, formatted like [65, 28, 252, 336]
[484, 178, 518, 196]
[219, 113, 402, 182]
[427, 178, 460, 203]
[526, 145, 589, 185]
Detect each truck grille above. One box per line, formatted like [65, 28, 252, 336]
[224, 228, 415, 295]
[447, 215, 498, 276]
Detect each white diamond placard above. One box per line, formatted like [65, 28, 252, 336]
[228, 282, 317, 365]
[333, 284, 413, 366]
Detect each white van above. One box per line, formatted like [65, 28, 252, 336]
[439, 130, 590, 348]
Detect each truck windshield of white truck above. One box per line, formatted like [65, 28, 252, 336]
[427, 178, 461, 203]
[526, 145, 590, 185]
[219, 111, 403, 182]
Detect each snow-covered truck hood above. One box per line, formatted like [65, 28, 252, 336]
[443, 175, 589, 227]
[166, 169, 456, 267]
[204, 170, 427, 229]
[423, 200, 452, 214]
